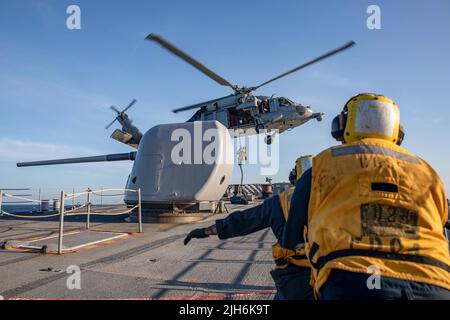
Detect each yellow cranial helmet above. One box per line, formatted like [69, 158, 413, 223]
[331, 93, 403, 144]
[295, 155, 314, 180]
[288, 155, 313, 185]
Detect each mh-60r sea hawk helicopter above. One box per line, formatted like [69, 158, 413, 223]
[105, 34, 356, 146]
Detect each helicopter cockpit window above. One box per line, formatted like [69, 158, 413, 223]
[278, 98, 294, 106]
[188, 110, 203, 122]
[259, 100, 270, 114]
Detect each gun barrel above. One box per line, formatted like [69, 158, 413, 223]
[17, 152, 136, 167]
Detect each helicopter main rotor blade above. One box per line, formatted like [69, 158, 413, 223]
[146, 33, 238, 91]
[172, 104, 202, 114]
[122, 99, 137, 113]
[110, 105, 121, 114]
[250, 41, 356, 91]
[172, 94, 235, 114]
[105, 118, 117, 130]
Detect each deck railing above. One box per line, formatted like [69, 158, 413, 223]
[0, 188, 142, 254]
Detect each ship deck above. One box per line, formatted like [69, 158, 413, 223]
[0, 202, 276, 300]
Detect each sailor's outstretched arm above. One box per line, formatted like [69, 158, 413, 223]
[184, 195, 285, 245]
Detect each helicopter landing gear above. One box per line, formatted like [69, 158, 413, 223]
[255, 123, 265, 134]
[256, 124, 275, 145]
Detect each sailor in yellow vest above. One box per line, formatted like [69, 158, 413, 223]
[282, 93, 450, 299]
[184, 156, 314, 300]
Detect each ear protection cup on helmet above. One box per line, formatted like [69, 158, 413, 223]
[288, 168, 297, 186]
[331, 112, 347, 141]
[397, 124, 405, 146]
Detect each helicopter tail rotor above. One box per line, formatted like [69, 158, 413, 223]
[105, 117, 118, 130]
[122, 99, 137, 113]
[110, 105, 121, 114]
[105, 99, 137, 130]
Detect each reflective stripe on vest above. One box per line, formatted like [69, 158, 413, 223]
[331, 145, 420, 164]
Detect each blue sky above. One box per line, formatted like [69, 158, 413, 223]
[1, 0, 449, 198]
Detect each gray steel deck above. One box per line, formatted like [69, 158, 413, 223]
[0, 203, 276, 300]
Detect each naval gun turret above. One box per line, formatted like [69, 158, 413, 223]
[17, 121, 234, 216]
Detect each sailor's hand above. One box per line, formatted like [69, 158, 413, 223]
[184, 228, 209, 245]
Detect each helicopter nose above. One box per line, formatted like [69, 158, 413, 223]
[295, 104, 312, 116]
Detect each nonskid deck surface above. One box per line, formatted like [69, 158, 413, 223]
[0, 202, 276, 300]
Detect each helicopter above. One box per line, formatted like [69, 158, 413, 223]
[143, 34, 356, 144]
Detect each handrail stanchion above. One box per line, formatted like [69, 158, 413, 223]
[0, 190, 3, 216]
[138, 188, 142, 233]
[72, 187, 75, 210]
[38, 188, 41, 212]
[58, 191, 65, 255]
[86, 188, 91, 230]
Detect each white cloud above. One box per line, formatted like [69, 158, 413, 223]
[0, 138, 99, 162]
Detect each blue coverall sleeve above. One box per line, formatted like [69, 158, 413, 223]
[215, 195, 285, 240]
[281, 168, 312, 250]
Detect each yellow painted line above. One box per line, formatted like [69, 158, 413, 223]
[2, 230, 138, 254]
